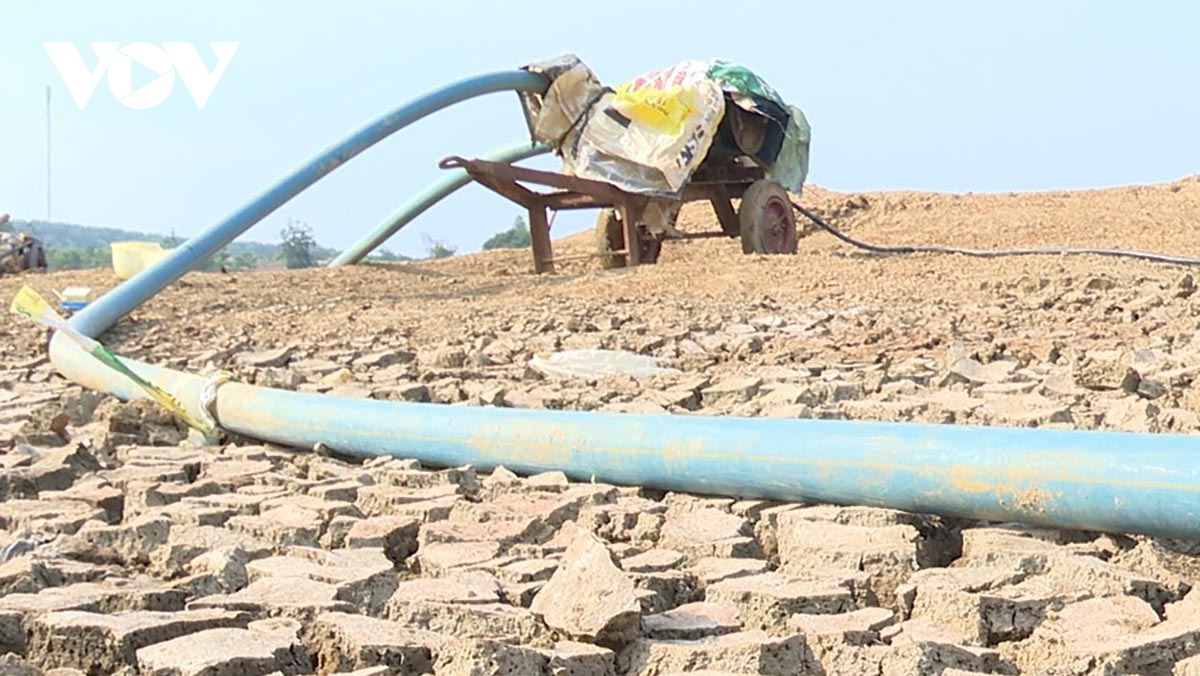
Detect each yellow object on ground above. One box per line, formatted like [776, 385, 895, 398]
[110, 241, 169, 280]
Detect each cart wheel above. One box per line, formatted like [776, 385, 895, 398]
[640, 233, 663, 265]
[738, 179, 798, 255]
[596, 209, 625, 269]
[595, 209, 663, 269]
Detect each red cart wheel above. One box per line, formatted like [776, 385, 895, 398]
[738, 179, 798, 255]
[595, 209, 662, 269]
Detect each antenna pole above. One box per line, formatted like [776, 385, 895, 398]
[45, 85, 52, 222]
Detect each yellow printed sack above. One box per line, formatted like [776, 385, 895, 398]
[609, 84, 700, 138]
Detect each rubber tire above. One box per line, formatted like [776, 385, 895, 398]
[596, 209, 625, 269]
[738, 179, 798, 255]
[596, 208, 663, 269]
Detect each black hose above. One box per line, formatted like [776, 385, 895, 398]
[792, 201, 1200, 266]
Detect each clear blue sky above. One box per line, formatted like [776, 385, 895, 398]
[2, 1, 1197, 257]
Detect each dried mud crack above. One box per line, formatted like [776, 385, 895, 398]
[3, 177, 1200, 675]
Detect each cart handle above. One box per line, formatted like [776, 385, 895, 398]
[438, 156, 469, 170]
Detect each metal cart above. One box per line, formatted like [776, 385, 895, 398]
[439, 101, 801, 274]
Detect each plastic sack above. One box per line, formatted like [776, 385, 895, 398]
[529, 349, 681, 381]
[768, 105, 812, 194]
[518, 54, 810, 197]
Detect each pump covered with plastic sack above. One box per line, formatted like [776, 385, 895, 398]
[516, 54, 811, 199]
[441, 55, 813, 272]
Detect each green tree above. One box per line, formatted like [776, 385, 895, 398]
[482, 215, 531, 251]
[46, 246, 109, 271]
[422, 233, 457, 260]
[279, 219, 316, 269]
[230, 251, 258, 271]
[197, 248, 231, 272]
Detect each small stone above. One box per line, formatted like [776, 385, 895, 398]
[642, 602, 742, 640]
[776, 515, 933, 608]
[354, 485, 461, 520]
[371, 382, 430, 403]
[305, 612, 443, 675]
[345, 515, 420, 565]
[622, 549, 685, 574]
[530, 524, 640, 646]
[619, 630, 815, 676]
[135, 617, 311, 675]
[701, 377, 763, 407]
[0, 655, 39, 676]
[687, 558, 771, 591]
[386, 571, 503, 607]
[432, 638, 547, 676]
[944, 357, 1017, 385]
[705, 572, 856, 631]
[421, 346, 467, 370]
[787, 606, 895, 643]
[243, 548, 396, 615]
[979, 393, 1073, 427]
[189, 576, 354, 620]
[387, 600, 547, 644]
[70, 514, 170, 565]
[353, 350, 415, 369]
[658, 508, 759, 561]
[537, 640, 616, 676]
[1077, 355, 1141, 392]
[256, 367, 303, 390]
[226, 506, 325, 550]
[524, 470, 570, 491]
[235, 347, 295, 368]
[187, 547, 250, 593]
[26, 608, 244, 674]
[321, 368, 356, 388]
[416, 541, 503, 576]
[899, 566, 1085, 645]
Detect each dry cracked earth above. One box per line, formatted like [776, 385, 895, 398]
[3, 176, 1200, 675]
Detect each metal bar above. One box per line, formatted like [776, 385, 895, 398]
[619, 199, 643, 267]
[678, 230, 735, 240]
[472, 172, 543, 208]
[540, 192, 609, 210]
[709, 185, 740, 237]
[544, 250, 628, 264]
[528, 203, 554, 274]
[444, 157, 628, 204]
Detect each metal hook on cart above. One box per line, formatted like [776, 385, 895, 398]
[437, 156, 469, 170]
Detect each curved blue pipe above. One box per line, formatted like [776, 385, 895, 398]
[330, 141, 550, 267]
[69, 70, 549, 338]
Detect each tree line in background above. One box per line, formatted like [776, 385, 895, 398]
[2, 213, 534, 273]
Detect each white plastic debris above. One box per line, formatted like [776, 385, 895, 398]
[529, 349, 681, 381]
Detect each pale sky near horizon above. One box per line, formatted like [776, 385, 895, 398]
[1, 1, 1197, 257]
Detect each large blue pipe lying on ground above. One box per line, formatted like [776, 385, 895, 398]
[48, 68, 1200, 541]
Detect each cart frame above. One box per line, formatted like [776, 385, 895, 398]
[439, 155, 773, 274]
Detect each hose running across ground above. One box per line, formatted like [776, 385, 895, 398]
[793, 201, 1200, 266]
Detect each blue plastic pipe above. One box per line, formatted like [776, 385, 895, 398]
[47, 336, 1200, 539]
[45, 66, 1200, 541]
[68, 70, 549, 338]
[330, 141, 550, 267]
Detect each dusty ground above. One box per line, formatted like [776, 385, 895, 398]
[3, 175, 1200, 675]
